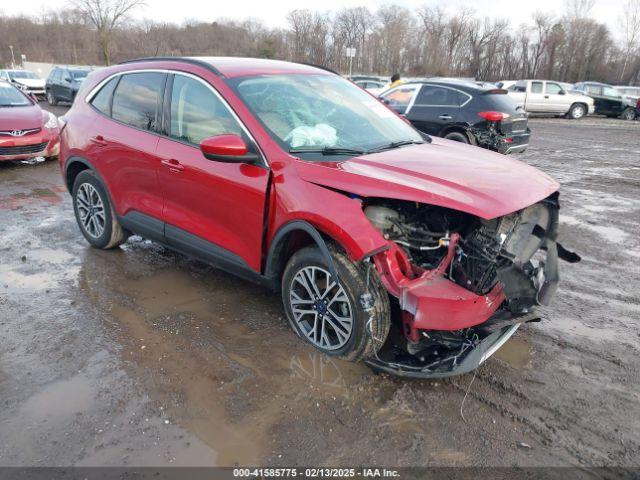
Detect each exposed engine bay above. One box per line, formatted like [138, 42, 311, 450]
[363, 195, 580, 377]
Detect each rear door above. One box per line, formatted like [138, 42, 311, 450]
[406, 84, 469, 135]
[87, 71, 166, 230]
[156, 73, 270, 271]
[601, 86, 624, 116]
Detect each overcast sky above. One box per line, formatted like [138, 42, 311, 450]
[0, 0, 628, 39]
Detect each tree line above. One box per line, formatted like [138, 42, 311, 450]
[1, 0, 639, 85]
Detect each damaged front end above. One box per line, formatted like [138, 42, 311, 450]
[363, 193, 579, 378]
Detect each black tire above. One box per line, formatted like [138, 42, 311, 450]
[282, 244, 390, 362]
[46, 90, 58, 106]
[567, 103, 586, 119]
[622, 108, 636, 121]
[443, 131, 470, 143]
[72, 170, 127, 249]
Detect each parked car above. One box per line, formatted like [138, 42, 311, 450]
[0, 81, 60, 163]
[573, 81, 633, 119]
[495, 80, 516, 89]
[506, 80, 595, 119]
[58, 57, 579, 378]
[379, 80, 530, 154]
[0, 69, 46, 99]
[45, 66, 91, 106]
[614, 85, 640, 120]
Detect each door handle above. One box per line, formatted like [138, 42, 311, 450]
[90, 135, 108, 146]
[544, 95, 549, 99]
[161, 158, 184, 172]
[439, 114, 452, 120]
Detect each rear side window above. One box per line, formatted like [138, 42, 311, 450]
[169, 74, 243, 145]
[531, 82, 543, 94]
[90, 77, 119, 116]
[381, 85, 419, 114]
[586, 85, 602, 95]
[417, 86, 467, 106]
[112, 72, 165, 131]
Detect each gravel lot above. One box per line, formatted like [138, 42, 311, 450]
[0, 104, 639, 470]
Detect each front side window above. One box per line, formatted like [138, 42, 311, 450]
[228, 74, 423, 156]
[546, 83, 563, 95]
[381, 85, 420, 114]
[602, 86, 620, 97]
[531, 82, 543, 94]
[112, 72, 165, 131]
[170, 75, 243, 145]
[71, 70, 89, 80]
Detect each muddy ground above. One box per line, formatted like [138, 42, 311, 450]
[0, 106, 639, 470]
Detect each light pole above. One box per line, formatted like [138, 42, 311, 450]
[9, 45, 16, 69]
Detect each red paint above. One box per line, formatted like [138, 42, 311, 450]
[59, 58, 560, 334]
[200, 134, 248, 158]
[0, 95, 60, 162]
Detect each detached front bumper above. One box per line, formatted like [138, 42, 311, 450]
[366, 320, 526, 379]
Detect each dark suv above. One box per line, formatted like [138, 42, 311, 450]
[57, 57, 578, 378]
[46, 66, 91, 106]
[573, 81, 633, 119]
[379, 80, 530, 154]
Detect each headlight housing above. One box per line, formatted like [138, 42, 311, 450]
[44, 111, 58, 129]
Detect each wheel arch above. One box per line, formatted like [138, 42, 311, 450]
[568, 102, 588, 117]
[439, 124, 476, 144]
[264, 220, 340, 290]
[64, 156, 115, 207]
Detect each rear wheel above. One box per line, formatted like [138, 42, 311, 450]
[46, 90, 58, 106]
[443, 131, 470, 143]
[282, 244, 390, 362]
[72, 170, 128, 249]
[567, 103, 586, 119]
[622, 107, 636, 121]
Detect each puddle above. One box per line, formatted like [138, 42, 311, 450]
[494, 337, 532, 369]
[21, 374, 95, 421]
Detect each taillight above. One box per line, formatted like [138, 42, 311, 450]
[478, 111, 510, 122]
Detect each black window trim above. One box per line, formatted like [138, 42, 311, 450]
[84, 68, 267, 168]
[410, 83, 472, 109]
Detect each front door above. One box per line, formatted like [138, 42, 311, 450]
[157, 73, 270, 272]
[544, 82, 568, 114]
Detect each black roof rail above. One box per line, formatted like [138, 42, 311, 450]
[118, 56, 223, 77]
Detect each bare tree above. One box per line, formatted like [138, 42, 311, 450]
[619, 0, 640, 81]
[70, 0, 145, 65]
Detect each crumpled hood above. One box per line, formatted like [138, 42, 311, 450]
[0, 105, 44, 131]
[13, 78, 45, 89]
[294, 137, 559, 219]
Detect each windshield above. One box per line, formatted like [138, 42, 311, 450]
[8, 71, 39, 80]
[70, 70, 89, 79]
[0, 83, 32, 107]
[227, 74, 423, 158]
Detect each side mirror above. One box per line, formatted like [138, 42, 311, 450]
[65, 77, 73, 83]
[559, 90, 566, 95]
[200, 134, 259, 163]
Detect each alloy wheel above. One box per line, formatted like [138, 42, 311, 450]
[289, 266, 353, 350]
[572, 105, 585, 119]
[76, 183, 106, 238]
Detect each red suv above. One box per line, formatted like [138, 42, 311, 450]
[59, 57, 579, 378]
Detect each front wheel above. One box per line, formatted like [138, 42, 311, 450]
[567, 103, 586, 119]
[282, 245, 390, 362]
[46, 90, 57, 106]
[622, 108, 636, 121]
[72, 170, 128, 249]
